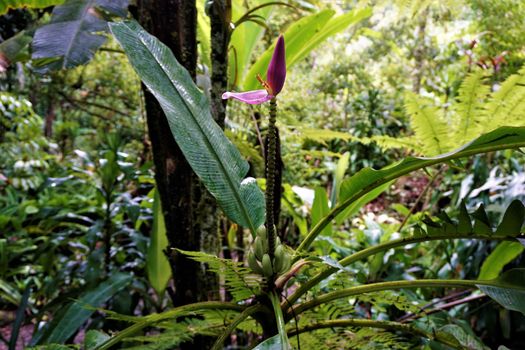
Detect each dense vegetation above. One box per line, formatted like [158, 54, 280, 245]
[1, 1, 524, 349]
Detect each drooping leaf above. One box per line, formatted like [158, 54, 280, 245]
[146, 189, 171, 297]
[336, 127, 525, 223]
[0, 0, 64, 14]
[478, 269, 525, 315]
[32, 0, 129, 73]
[110, 20, 265, 234]
[35, 273, 132, 344]
[478, 241, 524, 280]
[300, 127, 525, 250]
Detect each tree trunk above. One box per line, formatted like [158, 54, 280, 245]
[134, 0, 219, 313]
[209, 0, 231, 128]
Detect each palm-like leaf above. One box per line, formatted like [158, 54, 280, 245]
[32, 0, 128, 73]
[110, 20, 265, 234]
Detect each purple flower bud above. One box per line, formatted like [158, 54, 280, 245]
[266, 35, 286, 95]
[222, 35, 286, 105]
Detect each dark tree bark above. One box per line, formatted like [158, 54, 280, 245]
[44, 100, 55, 138]
[209, 0, 231, 127]
[133, 0, 219, 315]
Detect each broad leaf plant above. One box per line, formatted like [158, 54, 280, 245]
[99, 19, 525, 350]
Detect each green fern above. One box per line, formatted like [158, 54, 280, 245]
[484, 66, 525, 129]
[453, 70, 490, 142]
[177, 249, 263, 301]
[405, 92, 450, 155]
[365, 67, 525, 155]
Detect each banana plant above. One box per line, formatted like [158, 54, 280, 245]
[101, 18, 525, 350]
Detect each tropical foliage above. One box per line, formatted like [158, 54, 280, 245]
[1, 0, 524, 349]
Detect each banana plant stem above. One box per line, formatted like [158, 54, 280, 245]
[287, 319, 462, 349]
[266, 98, 278, 261]
[270, 290, 290, 349]
[286, 234, 517, 307]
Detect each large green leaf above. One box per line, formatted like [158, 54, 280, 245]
[146, 189, 171, 297]
[478, 241, 524, 280]
[228, 0, 275, 87]
[32, 0, 128, 73]
[311, 187, 331, 237]
[478, 269, 525, 315]
[242, 7, 371, 90]
[299, 126, 525, 251]
[35, 273, 132, 344]
[0, 0, 63, 14]
[330, 152, 349, 207]
[110, 20, 265, 234]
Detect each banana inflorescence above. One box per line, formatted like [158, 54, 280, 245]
[247, 226, 291, 278]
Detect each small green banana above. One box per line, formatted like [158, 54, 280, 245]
[254, 237, 264, 260]
[247, 250, 263, 274]
[257, 226, 267, 241]
[262, 254, 274, 278]
[278, 252, 291, 274]
[273, 245, 285, 273]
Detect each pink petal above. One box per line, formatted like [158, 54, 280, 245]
[222, 90, 274, 105]
[266, 35, 286, 95]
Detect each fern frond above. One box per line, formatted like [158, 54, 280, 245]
[485, 66, 525, 130]
[359, 291, 421, 314]
[364, 135, 419, 152]
[404, 92, 451, 155]
[453, 70, 490, 142]
[177, 249, 263, 300]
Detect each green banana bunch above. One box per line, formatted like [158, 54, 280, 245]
[247, 226, 291, 278]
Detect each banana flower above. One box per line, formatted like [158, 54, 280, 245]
[222, 35, 286, 104]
